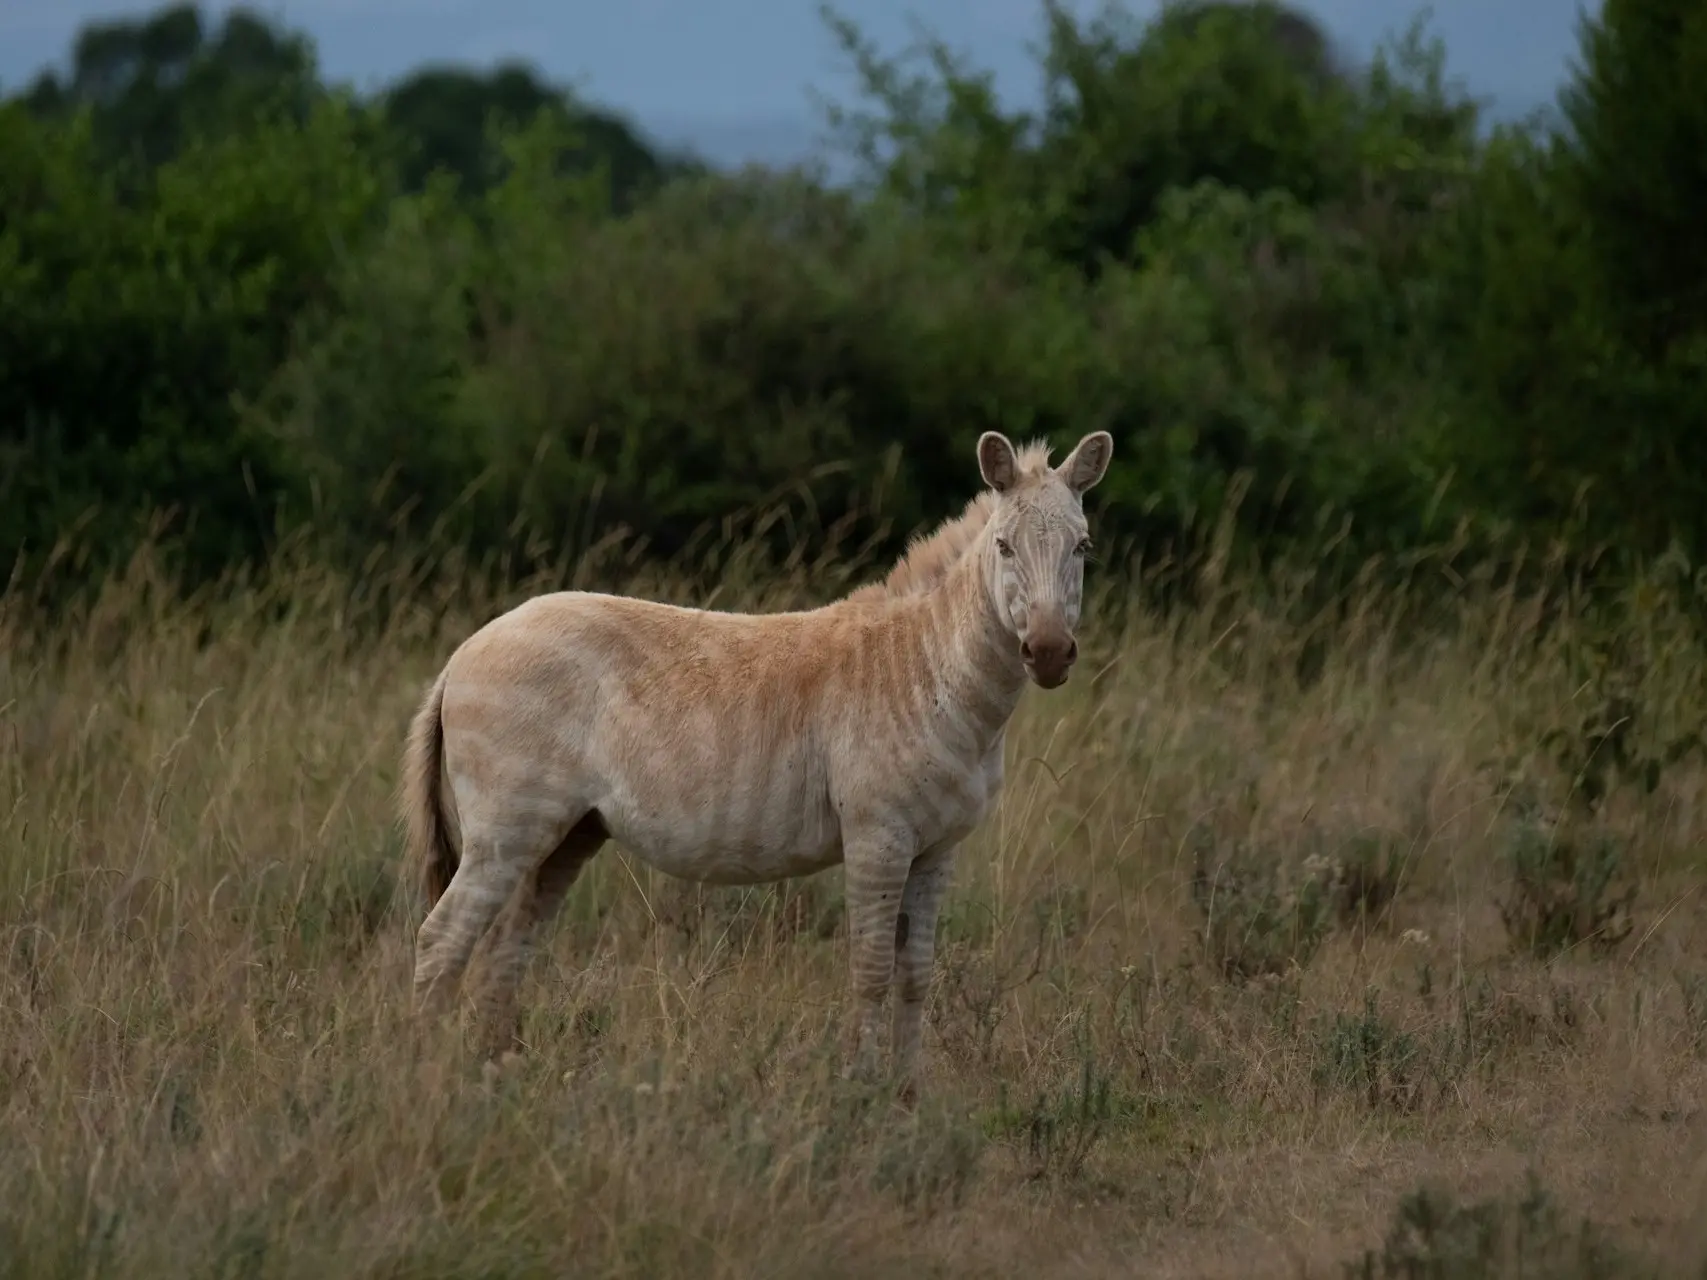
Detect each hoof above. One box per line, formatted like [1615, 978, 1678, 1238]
[841, 1055, 882, 1087]
[480, 1048, 527, 1092]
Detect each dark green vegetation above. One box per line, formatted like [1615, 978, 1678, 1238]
[4, 0, 1704, 603]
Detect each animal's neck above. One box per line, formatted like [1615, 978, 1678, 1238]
[920, 533, 1028, 744]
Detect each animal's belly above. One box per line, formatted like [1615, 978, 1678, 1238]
[597, 784, 843, 885]
[603, 816, 844, 884]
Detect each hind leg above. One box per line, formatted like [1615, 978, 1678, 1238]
[470, 815, 607, 1058]
[413, 824, 551, 1020]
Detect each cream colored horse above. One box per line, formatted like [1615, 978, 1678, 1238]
[400, 429, 1113, 1096]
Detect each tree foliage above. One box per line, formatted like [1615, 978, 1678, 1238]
[380, 63, 698, 205]
[18, 3, 319, 179]
[2, 0, 1704, 602]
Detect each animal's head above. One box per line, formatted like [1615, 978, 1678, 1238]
[976, 429, 1114, 689]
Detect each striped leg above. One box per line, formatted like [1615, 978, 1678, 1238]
[469, 819, 606, 1059]
[841, 827, 915, 1084]
[413, 831, 540, 1020]
[890, 844, 955, 1103]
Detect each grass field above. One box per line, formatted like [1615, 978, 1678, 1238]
[6, 533, 1707, 1278]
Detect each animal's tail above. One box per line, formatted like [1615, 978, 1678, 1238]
[401, 668, 458, 911]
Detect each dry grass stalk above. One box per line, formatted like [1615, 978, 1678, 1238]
[5, 515, 1707, 1276]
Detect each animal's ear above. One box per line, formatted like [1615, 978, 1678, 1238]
[977, 431, 1018, 492]
[1055, 430, 1113, 495]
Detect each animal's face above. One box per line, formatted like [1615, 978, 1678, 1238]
[977, 430, 1113, 689]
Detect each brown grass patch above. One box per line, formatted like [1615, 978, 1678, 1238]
[5, 540, 1707, 1277]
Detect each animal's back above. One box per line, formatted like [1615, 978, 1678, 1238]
[438, 589, 864, 884]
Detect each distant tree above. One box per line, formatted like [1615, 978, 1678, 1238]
[822, 0, 1382, 273]
[380, 63, 697, 208]
[1552, 0, 1707, 558]
[1556, 0, 1707, 364]
[1026, 0, 1356, 272]
[15, 3, 319, 178]
[10, 3, 697, 212]
[1155, 0, 1345, 83]
[1426, 0, 1707, 565]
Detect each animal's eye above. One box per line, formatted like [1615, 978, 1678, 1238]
[996, 538, 1015, 559]
[1075, 537, 1093, 556]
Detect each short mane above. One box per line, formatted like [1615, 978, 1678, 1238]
[844, 439, 1056, 604]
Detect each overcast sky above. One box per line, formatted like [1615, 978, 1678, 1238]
[1, 0, 1594, 166]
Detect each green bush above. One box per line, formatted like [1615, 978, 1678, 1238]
[0, 97, 389, 585]
[5, 0, 1707, 603]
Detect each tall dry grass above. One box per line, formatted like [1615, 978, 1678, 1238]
[6, 532, 1707, 1278]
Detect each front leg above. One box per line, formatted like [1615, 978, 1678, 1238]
[891, 843, 956, 1103]
[841, 824, 916, 1084]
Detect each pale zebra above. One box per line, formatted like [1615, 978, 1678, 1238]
[400, 429, 1114, 1096]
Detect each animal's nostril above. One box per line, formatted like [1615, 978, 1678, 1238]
[1019, 640, 1034, 662]
[1065, 640, 1078, 663]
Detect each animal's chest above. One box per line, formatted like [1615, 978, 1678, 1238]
[879, 740, 1007, 851]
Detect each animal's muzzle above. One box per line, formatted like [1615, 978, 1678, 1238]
[1019, 630, 1077, 689]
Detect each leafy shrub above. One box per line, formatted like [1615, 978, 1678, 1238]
[1189, 832, 1338, 981]
[1341, 1174, 1658, 1279]
[1496, 817, 1636, 960]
